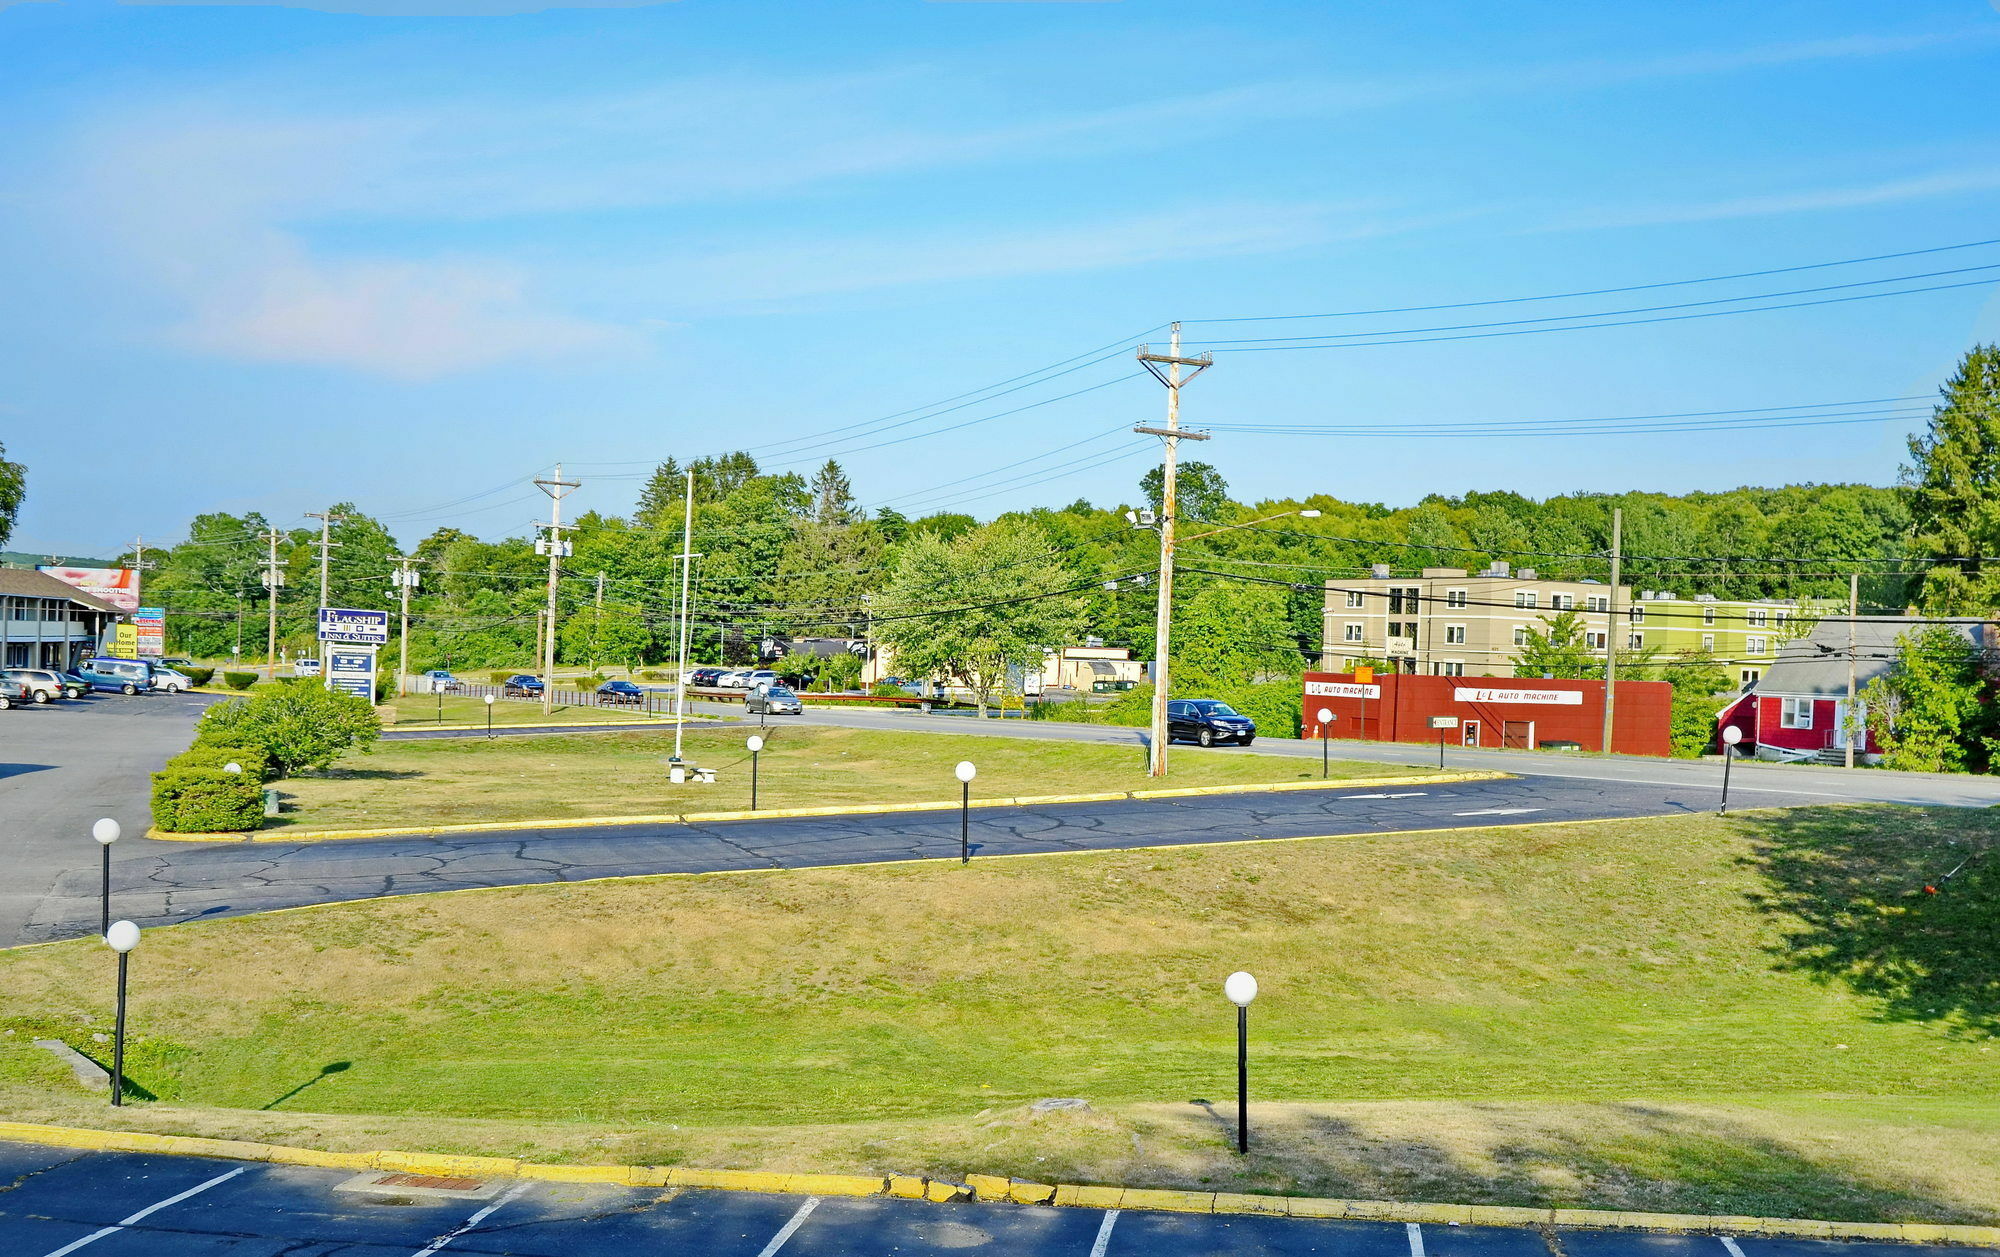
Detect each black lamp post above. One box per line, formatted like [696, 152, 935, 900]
[1316, 707, 1332, 779]
[484, 693, 495, 740]
[1719, 725, 1742, 814]
[106, 920, 139, 1106]
[747, 734, 764, 810]
[92, 818, 120, 937]
[955, 760, 977, 864]
[1225, 970, 1258, 1154]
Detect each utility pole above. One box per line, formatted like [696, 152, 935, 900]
[1600, 507, 1622, 755]
[592, 570, 606, 675]
[304, 511, 345, 610]
[1134, 322, 1213, 778]
[1845, 572, 1859, 769]
[534, 465, 580, 717]
[259, 529, 284, 672]
[391, 555, 420, 695]
[673, 470, 696, 764]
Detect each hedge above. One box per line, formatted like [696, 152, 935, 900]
[181, 666, 215, 687]
[223, 672, 258, 690]
[170, 743, 272, 782]
[151, 768, 264, 834]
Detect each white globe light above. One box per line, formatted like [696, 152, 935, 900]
[105, 920, 140, 953]
[1225, 970, 1258, 1007]
[747, 735, 764, 752]
[1316, 707, 1333, 724]
[484, 694, 495, 706]
[223, 762, 243, 775]
[955, 760, 977, 783]
[1722, 726, 1743, 746]
[92, 818, 121, 846]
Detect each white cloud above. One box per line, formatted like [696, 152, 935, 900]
[1551, 166, 2000, 233]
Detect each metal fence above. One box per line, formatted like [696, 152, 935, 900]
[400, 677, 675, 720]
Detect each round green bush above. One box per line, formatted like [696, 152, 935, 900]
[151, 768, 265, 834]
[223, 671, 259, 691]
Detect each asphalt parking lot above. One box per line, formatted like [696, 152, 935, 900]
[5, 1143, 1987, 1257]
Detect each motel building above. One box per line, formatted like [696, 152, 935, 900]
[1302, 670, 1673, 756]
[0, 568, 124, 670]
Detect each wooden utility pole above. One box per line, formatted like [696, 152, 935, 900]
[1135, 322, 1213, 778]
[304, 511, 345, 610]
[1600, 507, 1623, 755]
[391, 555, 420, 695]
[1845, 572, 1859, 769]
[259, 528, 284, 671]
[534, 465, 580, 716]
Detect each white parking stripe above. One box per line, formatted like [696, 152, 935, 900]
[1089, 1209, 1121, 1257]
[1407, 1222, 1426, 1257]
[409, 1181, 529, 1257]
[1720, 1238, 1747, 1257]
[38, 1166, 247, 1257]
[756, 1197, 821, 1257]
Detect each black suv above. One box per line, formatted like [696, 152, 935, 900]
[1167, 699, 1257, 747]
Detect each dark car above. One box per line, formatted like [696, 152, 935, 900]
[1167, 698, 1257, 747]
[690, 666, 728, 687]
[501, 673, 545, 698]
[597, 679, 646, 706]
[57, 671, 93, 699]
[746, 684, 803, 716]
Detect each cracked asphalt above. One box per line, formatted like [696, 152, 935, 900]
[4, 1143, 1988, 1257]
[10, 691, 1997, 946]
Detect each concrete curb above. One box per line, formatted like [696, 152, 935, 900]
[0, 1121, 1989, 1244]
[146, 771, 1510, 843]
[383, 718, 674, 733]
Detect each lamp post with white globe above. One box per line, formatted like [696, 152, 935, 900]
[1316, 707, 1334, 779]
[105, 920, 140, 1106]
[955, 761, 977, 864]
[484, 693, 496, 740]
[1719, 725, 1743, 814]
[1225, 971, 1257, 1154]
[747, 735, 764, 810]
[91, 818, 120, 936]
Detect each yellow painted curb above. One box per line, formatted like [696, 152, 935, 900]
[0, 1120, 1990, 1242]
[386, 718, 676, 732]
[147, 771, 1510, 844]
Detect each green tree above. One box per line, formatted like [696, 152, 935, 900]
[809, 459, 860, 526]
[1140, 460, 1230, 523]
[0, 441, 22, 548]
[634, 458, 685, 528]
[873, 519, 1084, 716]
[1513, 610, 1599, 678]
[194, 684, 381, 776]
[1861, 626, 1994, 773]
[1172, 580, 1305, 691]
[1905, 344, 2000, 614]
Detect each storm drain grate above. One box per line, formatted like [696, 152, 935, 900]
[335, 1171, 505, 1201]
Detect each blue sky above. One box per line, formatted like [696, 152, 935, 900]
[2, 0, 1997, 555]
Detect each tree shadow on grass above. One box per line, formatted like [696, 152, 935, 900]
[302, 767, 422, 782]
[262, 1060, 351, 1110]
[1736, 805, 2000, 1037]
[1282, 1103, 1988, 1223]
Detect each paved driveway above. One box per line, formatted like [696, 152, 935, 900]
[3, 1143, 1986, 1257]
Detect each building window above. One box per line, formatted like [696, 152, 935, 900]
[1701, 634, 1715, 652]
[1780, 697, 1816, 729]
[1628, 632, 1643, 649]
[1344, 623, 1364, 642]
[1513, 626, 1529, 646]
[1585, 595, 1608, 613]
[1445, 588, 1468, 608]
[42, 602, 63, 621]
[1387, 585, 1420, 615]
[1551, 593, 1574, 611]
[1628, 605, 1644, 623]
[1388, 621, 1412, 638]
[7, 598, 32, 622]
[1704, 606, 1716, 626]
[1747, 635, 1767, 655]
[1437, 661, 1464, 676]
[1345, 590, 1365, 608]
[1586, 631, 1608, 650]
[1748, 609, 1768, 627]
[1444, 624, 1467, 645]
[1515, 591, 1537, 608]
[1740, 668, 1761, 691]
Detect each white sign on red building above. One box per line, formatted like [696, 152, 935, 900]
[1306, 679, 1381, 699]
[1452, 686, 1584, 706]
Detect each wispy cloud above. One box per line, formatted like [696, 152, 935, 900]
[1550, 165, 2000, 233]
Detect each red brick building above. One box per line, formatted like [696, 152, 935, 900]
[1301, 671, 1673, 757]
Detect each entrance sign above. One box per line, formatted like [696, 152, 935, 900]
[1307, 679, 1381, 699]
[1427, 716, 1459, 729]
[325, 645, 378, 700]
[318, 607, 389, 644]
[1453, 686, 1583, 706]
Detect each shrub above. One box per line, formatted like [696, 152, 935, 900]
[490, 670, 510, 684]
[583, 673, 607, 688]
[870, 682, 907, 697]
[639, 670, 664, 681]
[223, 671, 258, 691]
[181, 666, 215, 687]
[191, 685, 381, 777]
[151, 768, 264, 834]
[169, 743, 272, 782]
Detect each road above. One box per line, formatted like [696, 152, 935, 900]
[3, 1142, 1986, 1256]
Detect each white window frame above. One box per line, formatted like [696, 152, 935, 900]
[1445, 588, 1468, 608]
[1512, 626, 1529, 646]
[1628, 632, 1643, 649]
[1747, 635, 1767, 656]
[1585, 630, 1608, 650]
[1343, 622, 1364, 643]
[1345, 590, 1365, 608]
[1515, 591, 1537, 608]
[1701, 634, 1714, 652]
[1551, 593, 1574, 611]
[1748, 609, 1768, 627]
[1703, 606, 1716, 626]
[1585, 595, 1608, 613]
[1780, 697, 1815, 729]
[1444, 624, 1467, 645]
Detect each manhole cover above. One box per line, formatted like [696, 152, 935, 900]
[336, 1171, 503, 1201]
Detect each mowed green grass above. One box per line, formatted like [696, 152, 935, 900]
[383, 693, 669, 727]
[270, 725, 1407, 828]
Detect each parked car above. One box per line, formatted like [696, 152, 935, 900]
[689, 667, 727, 687]
[746, 684, 803, 716]
[596, 679, 646, 706]
[295, 658, 321, 678]
[0, 674, 29, 708]
[148, 666, 192, 694]
[159, 656, 198, 670]
[1166, 698, 1257, 747]
[421, 669, 463, 693]
[4, 668, 76, 703]
[76, 657, 154, 695]
[56, 671, 92, 699]
[501, 673, 545, 697]
[721, 669, 778, 691]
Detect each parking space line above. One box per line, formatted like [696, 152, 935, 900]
[409, 1181, 529, 1256]
[1089, 1209, 1120, 1257]
[1407, 1222, 1426, 1257]
[36, 1166, 246, 1257]
[755, 1197, 821, 1257]
[1719, 1238, 1746, 1257]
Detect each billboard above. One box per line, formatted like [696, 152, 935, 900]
[325, 645, 377, 700]
[39, 565, 140, 612]
[103, 623, 138, 657]
[318, 607, 389, 644]
[133, 607, 165, 658]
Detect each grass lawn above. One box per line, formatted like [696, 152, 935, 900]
[266, 725, 1412, 829]
[383, 693, 670, 727]
[4, 804, 1996, 1220]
